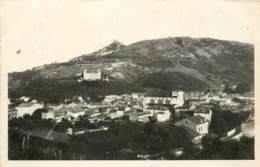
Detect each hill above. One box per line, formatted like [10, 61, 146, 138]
[8, 37, 254, 101]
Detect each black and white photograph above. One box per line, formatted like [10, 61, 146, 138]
[0, 0, 258, 164]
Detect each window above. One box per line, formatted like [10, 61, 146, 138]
[158, 99, 163, 104]
[166, 99, 170, 104]
[150, 99, 154, 104]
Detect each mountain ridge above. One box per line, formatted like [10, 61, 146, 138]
[8, 37, 254, 95]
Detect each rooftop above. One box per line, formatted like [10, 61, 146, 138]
[172, 91, 179, 96]
[188, 115, 208, 124]
[16, 101, 42, 108]
[64, 103, 84, 113]
[138, 112, 153, 116]
[146, 105, 168, 110]
[195, 106, 211, 113]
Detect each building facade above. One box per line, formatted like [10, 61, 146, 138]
[82, 69, 102, 81]
[143, 91, 184, 108]
[129, 112, 153, 123]
[175, 115, 209, 135]
[41, 111, 55, 119]
[144, 105, 171, 122]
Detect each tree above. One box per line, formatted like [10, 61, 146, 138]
[54, 119, 72, 132]
[210, 112, 228, 135]
[143, 118, 156, 136]
[199, 136, 254, 160]
[121, 115, 129, 121]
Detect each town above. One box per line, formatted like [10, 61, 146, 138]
[8, 69, 254, 160]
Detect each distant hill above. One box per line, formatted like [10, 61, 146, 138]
[8, 37, 254, 100]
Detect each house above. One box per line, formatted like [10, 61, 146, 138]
[143, 94, 184, 108]
[193, 105, 212, 122]
[132, 92, 146, 100]
[64, 102, 85, 118]
[109, 110, 124, 119]
[174, 106, 190, 117]
[42, 107, 68, 122]
[137, 112, 154, 123]
[103, 95, 121, 103]
[129, 112, 153, 123]
[155, 111, 171, 122]
[144, 105, 168, 113]
[185, 91, 205, 100]
[79, 69, 109, 81]
[172, 91, 184, 99]
[82, 69, 102, 81]
[175, 115, 209, 135]
[15, 101, 44, 118]
[86, 103, 112, 109]
[42, 104, 67, 121]
[156, 111, 171, 122]
[66, 128, 74, 135]
[188, 99, 209, 110]
[172, 91, 179, 97]
[54, 110, 68, 122]
[175, 111, 207, 144]
[8, 108, 17, 119]
[67, 110, 85, 119]
[41, 110, 55, 119]
[44, 104, 64, 110]
[144, 105, 171, 122]
[219, 97, 240, 107]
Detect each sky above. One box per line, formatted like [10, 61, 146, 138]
[1, 0, 259, 72]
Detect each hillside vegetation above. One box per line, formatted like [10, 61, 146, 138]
[8, 37, 254, 101]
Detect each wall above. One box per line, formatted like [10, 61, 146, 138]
[195, 121, 209, 135]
